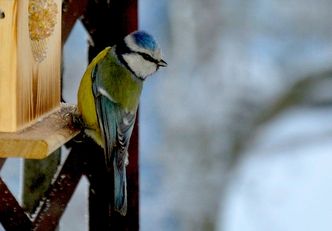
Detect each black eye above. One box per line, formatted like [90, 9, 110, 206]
[142, 53, 151, 60]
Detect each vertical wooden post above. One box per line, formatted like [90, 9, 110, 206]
[81, 0, 139, 230]
[81, 0, 138, 59]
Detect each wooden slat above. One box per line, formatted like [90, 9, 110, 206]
[0, 144, 85, 231]
[0, 104, 80, 159]
[32, 144, 84, 231]
[0, 0, 17, 132]
[0, 178, 32, 230]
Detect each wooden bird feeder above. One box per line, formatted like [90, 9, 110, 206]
[0, 0, 62, 132]
[0, 1, 139, 230]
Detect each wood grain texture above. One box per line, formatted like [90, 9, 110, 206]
[0, 0, 62, 132]
[0, 0, 17, 131]
[0, 104, 80, 159]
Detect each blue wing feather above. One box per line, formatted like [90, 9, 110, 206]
[92, 65, 136, 216]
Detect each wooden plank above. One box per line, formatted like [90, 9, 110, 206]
[16, 0, 62, 131]
[0, 0, 62, 132]
[0, 0, 17, 131]
[0, 104, 80, 159]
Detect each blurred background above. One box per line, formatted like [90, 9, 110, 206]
[2, 0, 332, 230]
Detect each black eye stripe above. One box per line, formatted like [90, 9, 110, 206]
[115, 41, 159, 65]
[136, 52, 159, 64]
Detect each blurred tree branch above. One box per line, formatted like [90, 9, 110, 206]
[229, 68, 332, 167]
[258, 68, 332, 125]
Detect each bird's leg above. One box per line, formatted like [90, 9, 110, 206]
[72, 112, 85, 129]
[71, 112, 89, 143]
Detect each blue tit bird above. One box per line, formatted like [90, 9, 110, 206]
[77, 31, 167, 215]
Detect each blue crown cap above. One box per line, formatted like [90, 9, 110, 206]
[132, 31, 158, 51]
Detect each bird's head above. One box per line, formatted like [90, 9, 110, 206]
[116, 31, 167, 80]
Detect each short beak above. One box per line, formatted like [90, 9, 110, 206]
[158, 59, 167, 67]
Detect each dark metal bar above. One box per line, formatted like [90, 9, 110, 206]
[0, 178, 32, 231]
[32, 144, 84, 231]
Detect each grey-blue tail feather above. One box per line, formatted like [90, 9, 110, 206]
[113, 153, 127, 216]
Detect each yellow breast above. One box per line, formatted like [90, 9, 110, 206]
[77, 47, 111, 147]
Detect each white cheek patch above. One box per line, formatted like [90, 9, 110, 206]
[123, 53, 157, 79]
